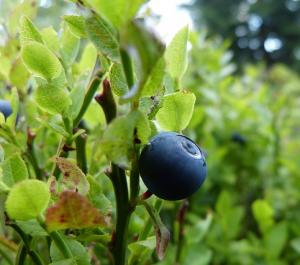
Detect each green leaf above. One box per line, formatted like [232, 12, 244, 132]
[165, 26, 189, 84]
[86, 0, 146, 29]
[182, 245, 212, 265]
[156, 91, 196, 131]
[0, 145, 4, 162]
[264, 222, 287, 259]
[78, 43, 97, 74]
[21, 41, 63, 80]
[291, 238, 300, 254]
[35, 83, 71, 115]
[56, 157, 90, 195]
[109, 63, 128, 96]
[128, 237, 156, 264]
[19, 16, 43, 44]
[16, 219, 48, 237]
[45, 190, 110, 231]
[50, 259, 77, 265]
[50, 237, 90, 265]
[100, 110, 150, 167]
[120, 20, 165, 101]
[38, 115, 69, 138]
[252, 199, 274, 234]
[41, 27, 59, 53]
[186, 213, 212, 244]
[0, 113, 5, 125]
[215, 191, 244, 239]
[1, 153, 28, 187]
[9, 57, 30, 89]
[60, 24, 80, 65]
[85, 15, 120, 62]
[5, 179, 50, 220]
[0, 53, 11, 81]
[68, 85, 86, 120]
[87, 175, 112, 215]
[63, 15, 87, 38]
[141, 58, 165, 97]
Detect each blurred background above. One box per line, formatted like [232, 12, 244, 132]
[1, 0, 300, 264]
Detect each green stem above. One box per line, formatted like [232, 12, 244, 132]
[109, 165, 130, 265]
[129, 147, 140, 206]
[73, 70, 104, 127]
[130, 200, 163, 265]
[15, 243, 27, 265]
[25, 152, 42, 180]
[49, 232, 73, 259]
[28, 250, 44, 265]
[121, 47, 140, 208]
[25, 128, 43, 180]
[120, 49, 134, 88]
[96, 78, 131, 265]
[37, 217, 73, 259]
[130, 200, 167, 265]
[75, 131, 87, 174]
[138, 200, 163, 241]
[8, 224, 44, 265]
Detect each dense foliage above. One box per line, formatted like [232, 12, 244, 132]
[0, 1, 300, 265]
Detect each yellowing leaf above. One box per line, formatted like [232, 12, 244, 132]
[45, 191, 110, 231]
[56, 157, 89, 195]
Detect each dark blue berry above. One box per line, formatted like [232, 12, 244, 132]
[0, 100, 13, 119]
[138, 132, 207, 200]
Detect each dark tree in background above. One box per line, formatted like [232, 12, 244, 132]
[187, 0, 300, 71]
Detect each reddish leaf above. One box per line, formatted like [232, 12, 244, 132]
[155, 225, 170, 260]
[45, 191, 111, 231]
[56, 157, 89, 195]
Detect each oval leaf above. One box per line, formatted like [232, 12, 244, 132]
[21, 41, 63, 80]
[35, 83, 71, 115]
[85, 15, 120, 62]
[100, 110, 150, 167]
[19, 16, 43, 44]
[63, 15, 86, 38]
[5, 179, 50, 220]
[156, 91, 196, 131]
[1, 153, 28, 187]
[56, 157, 90, 195]
[165, 26, 189, 83]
